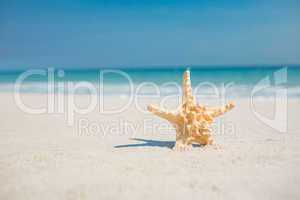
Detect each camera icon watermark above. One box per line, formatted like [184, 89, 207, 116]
[250, 67, 288, 132]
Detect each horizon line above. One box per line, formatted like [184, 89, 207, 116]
[0, 64, 300, 72]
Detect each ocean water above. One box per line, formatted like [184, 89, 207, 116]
[0, 66, 299, 98]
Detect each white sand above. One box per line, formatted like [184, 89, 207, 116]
[0, 93, 300, 200]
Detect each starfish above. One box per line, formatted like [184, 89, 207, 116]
[147, 69, 235, 150]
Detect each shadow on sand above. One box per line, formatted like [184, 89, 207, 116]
[114, 138, 202, 149]
[114, 138, 174, 149]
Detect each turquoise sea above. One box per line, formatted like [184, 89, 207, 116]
[0, 66, 299, 98]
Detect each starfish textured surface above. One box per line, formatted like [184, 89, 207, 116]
[147, 70, 235, 150]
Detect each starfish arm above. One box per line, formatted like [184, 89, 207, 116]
[182, 70, 194, 103]
[147, 105, 178, 123]
[208, 102, 235, 118]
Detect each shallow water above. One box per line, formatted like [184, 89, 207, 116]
[0, 66, 299, 98]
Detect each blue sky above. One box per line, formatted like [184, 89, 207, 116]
[0, 0, 299, 69]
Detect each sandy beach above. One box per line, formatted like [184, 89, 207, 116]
[0, 92, 300, 200]
[1, 0, 299, 199]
